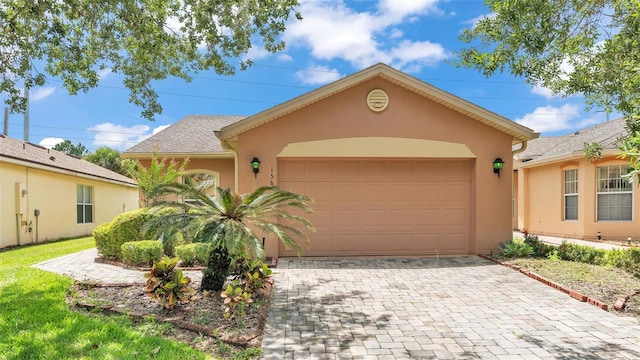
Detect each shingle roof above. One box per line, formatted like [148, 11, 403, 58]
[515, 118, 628, 162]
[124, 115, 245, 155]
[0, 135, 137, 186]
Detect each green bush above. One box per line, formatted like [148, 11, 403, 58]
[175, 243, 211, 267]
[161, 232, 186, 257]
[93, 207, 183, 260]
[499, 238, 533, 258]
[145, 256, 195, 309]
[556, 242, 606, 265]
[523, 233, 554, 257]
[121, 240, 164, 267]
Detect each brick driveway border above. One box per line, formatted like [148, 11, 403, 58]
[261, 256, 640, 359]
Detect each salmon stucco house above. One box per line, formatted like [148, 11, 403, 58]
[124, 63, 536, 258]
[514, 117, 636, 242]
[0, 135, 139, 248]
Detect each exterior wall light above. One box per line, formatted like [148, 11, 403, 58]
[493, 158, 504, 177]
[628, 235, 632, 245]
[597, 231, 602, 240]
[251, 157, 261, 178]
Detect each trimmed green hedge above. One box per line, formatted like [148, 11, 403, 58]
[556, 242, 640, 277]
[93, 207, 183, 260]
[121, 240, 164, 267]
[175, 243, 211, 267]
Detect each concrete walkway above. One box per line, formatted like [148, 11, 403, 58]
[262, 257, 640, 359]
[32, 248, 202, 284]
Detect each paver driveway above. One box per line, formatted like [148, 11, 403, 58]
[261, 256, 640, 359]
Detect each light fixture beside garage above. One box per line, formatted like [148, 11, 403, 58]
[493, 157, 504, 177]
[251, 157, 261, 178]
[366, 89, 389, 112]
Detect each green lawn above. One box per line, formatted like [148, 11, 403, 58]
[0, 237, 210, 360]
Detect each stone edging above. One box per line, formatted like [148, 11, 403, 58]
[71, 280, 273, 347]
[479, 255, 608, 311]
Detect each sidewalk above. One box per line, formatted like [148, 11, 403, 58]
[513, 231, 626, 250]
[33, 248, 202, 284]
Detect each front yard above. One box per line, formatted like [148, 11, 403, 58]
[504, 258, 640, 317]
[0, 238, 227, 359]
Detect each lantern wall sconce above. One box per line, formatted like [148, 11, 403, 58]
[493, 157, 504, 177]
[251, 157, 261, 178]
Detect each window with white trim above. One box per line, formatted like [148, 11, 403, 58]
[182, 173, 217, 204]
[564, 169, 578, 220]
[77, 185, 93, 224]
[596, 165, 633, 221]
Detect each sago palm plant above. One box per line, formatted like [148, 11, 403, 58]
[144, 183, 314, 290]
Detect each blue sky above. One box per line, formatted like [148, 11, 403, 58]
[3, 0, 616, 152]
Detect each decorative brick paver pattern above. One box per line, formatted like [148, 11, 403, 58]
[261, 257, 640, 359]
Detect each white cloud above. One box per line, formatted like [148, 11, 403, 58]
[39, 137, 64, 149]
[97, 68, 112, 80]
[243, 45, 271, 62]
[295, 65, 342, 85]
[515, 104, 581, 133]
[389, 28, 404, 39]
[378, 0, 441, 21]
[30, 87, 55, 101]
[278, 54, 293, 62]
[530, 59, 575, 99]
[389, 40, 447, 69]
[87, 123, 169, 150]
[284, 0, 449, 71]
[464, 13, 496, 28]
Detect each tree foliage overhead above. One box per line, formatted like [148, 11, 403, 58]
[1, 0, 301, 120]
[52, 139, 87, 157]
[456, 0, 640, 178]
[457, 0, 640, 118]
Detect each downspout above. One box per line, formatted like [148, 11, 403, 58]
[215, 131, 239, 192]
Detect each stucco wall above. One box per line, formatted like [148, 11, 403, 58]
[137, 157, 235, 201]
[517, 156, 640, 241]
[0, 162, 138, 248]
[236, 78, 514, 256]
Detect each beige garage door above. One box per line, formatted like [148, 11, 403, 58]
[278, 159, 472, 256]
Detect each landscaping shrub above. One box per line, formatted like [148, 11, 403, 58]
[121, 240, 164, 267]
[523, 233, 554, 257]
[500, 238, 533, 258]
[175, 243, 211, 267]
[94, 207, 183, 260]
[556, 242, 606, 265]
[145, 256, 195, 309]
[161, 231, 186, 257]
[201, 247, 233, 291]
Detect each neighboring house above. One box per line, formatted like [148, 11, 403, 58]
[0, 135, 139, 248]
[124, 63, 536, 257]
[513, 117, 634, 241]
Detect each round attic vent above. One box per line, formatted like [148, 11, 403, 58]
[366, 89, 389, 112]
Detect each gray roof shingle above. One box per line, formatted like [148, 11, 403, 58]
[0, 135, 136, 186]
[515, 118, 628, 162]
[124, 115, 245, 155]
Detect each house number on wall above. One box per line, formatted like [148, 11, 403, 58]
[270, 166, 274, 186]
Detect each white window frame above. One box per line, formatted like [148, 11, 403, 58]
[563, 169, 578, 220]
[77, 185, 93, 224]
[596, 165, 633, 221]
[181, 170, 219, 204]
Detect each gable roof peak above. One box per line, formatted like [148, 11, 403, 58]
[217, 63, 535, 143]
